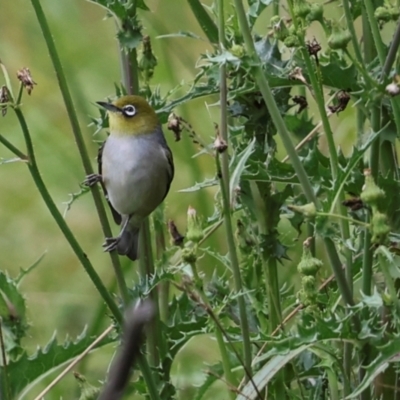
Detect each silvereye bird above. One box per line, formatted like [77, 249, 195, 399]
[85, 95, 174, 260]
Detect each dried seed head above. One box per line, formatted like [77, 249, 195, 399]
[0, 85, 10, 116]
[167, 112, 182, 141]
[213, 123, 228, 153]
[289, 67, 307, 85]
[17, 67, 36, 95]
[168, 219, 185, 247]
[291, 95, 308, 113]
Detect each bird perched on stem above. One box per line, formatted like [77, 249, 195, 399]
[85, 95, 174, 261]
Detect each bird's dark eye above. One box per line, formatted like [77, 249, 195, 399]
[122, 104, 136, 117]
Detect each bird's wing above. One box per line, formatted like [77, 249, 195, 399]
[162, 145, 174, 202]
[98, 140, 122, 225]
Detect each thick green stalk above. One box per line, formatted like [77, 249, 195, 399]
[12, 108, 122, 324]
[363, 0, 386, 65]
[217, 0, 252, 378]
[382, 20, 400, 77]
[342, 0, 364, 65]
[30, 0, 129, 304]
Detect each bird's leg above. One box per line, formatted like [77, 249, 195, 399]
[83, 173, 102, 187]
[103, 215, 130, 253]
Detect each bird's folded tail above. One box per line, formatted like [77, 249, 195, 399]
[117, 224, 140, 261]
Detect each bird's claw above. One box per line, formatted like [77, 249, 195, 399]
[83, 173, 102, 187]
[103, 236, 120, 252]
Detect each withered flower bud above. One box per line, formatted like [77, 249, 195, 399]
[168, 219, 185, 247]
[213, 123, 228, 153]
[0, 85, 10, 116]
[17, 67, 37, 95]
[289, 67, 307, 85]
[167, 112, 182, 141]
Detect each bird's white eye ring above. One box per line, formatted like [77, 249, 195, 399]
[122, 104, 136, 117]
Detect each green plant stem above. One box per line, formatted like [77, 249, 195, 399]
[137, 353, 162, 400]
[30, 0, 129, 305]
[0, 135, 27, 160]
[12, 107, 122, 324]
[342, 0, 364, 65]
[272, 0, 279, 16]
[363, 0, 386, 65]
[316, 213, 369, 228]
[217, 0, 252, 380]
[382, 19, 400, 77]
[139, 219, 164, 367]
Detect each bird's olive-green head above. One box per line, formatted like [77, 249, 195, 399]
[97, 95, 159, 136]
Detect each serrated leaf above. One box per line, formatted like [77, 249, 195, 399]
[2, 328, 115, 398]
[229, 138, 255, 204]
[157, 31, 203, 40]
[179, 177, 218, 193]
[345, 339, 400, 399]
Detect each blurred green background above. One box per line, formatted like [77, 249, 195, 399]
[0, 0, 363, 398]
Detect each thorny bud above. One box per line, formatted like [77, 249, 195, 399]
[138, 35, 157, 83]
[16, 67, 36, 95]
[213, 123, 228, 153]
[292, 95, 308, 113]
[230, 44, 245, 58]
[327, 25, 351, 50]
[360, 169, 385, 207]
[284, 34, 300, 48]
[371, 211, 390, 244]
[181, 246, 198, 264]
[270, 16, 290, 41]
[168, 219, 185, 247]
[167, 112, 182, 141]
[307, 3, 324, 23]
[186, 206, 204, 243]
[74, 372, 101, 400]
[297, 238, 323, 276]
[0, 85, 10, 116]
[289, 67, 307, 85]
[293, 0, 311, 19]
[375, 6, 399, 26]
[288, 202, 316, 218]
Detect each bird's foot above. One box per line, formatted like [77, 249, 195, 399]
[83, 173, 102, 187]
[103, 236, 120, 252]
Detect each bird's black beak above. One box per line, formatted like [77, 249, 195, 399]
[96, 101, 121, 113]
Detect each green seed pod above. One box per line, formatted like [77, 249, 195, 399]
[289, 202, 316, 218]
[293, 0, 311, 19]
[270, 17, 290, 41]
[360, 169, 385, 206]
[307, 3, 324, 23]
[284, 35, 300, 48]
[186, 206, 204, 243]
[371, 211, 390, 244]
[328, 26, 351, 50]
[181, 247, 198, 264]
[302, 275, 316, 291]
[375, 6, 392, 23]
[298, 247, 323, 276]
[230, 44, 246, 58]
